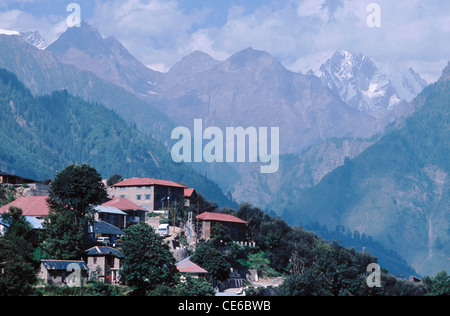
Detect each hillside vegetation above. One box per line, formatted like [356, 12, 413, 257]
[282, 65, 450, 276]
[0, 68, 234, 208]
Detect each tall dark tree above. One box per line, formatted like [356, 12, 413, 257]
[43, 164, 107, 260]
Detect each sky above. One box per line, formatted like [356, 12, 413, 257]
[0, 0, 449, 83]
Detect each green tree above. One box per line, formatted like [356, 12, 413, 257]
[210, 223, 233, 248]
[47, 164, 107, 217]
[107, 174, 123, 186]
[278, 270, 329, 296]
[43, 164, 107, 260]
[119, 222, 179, 295]
[177, 275, 215, 296]
[0, 207, 37, 296]
[191, 242, 231, 284]
[426, 271, 450, 296]
[311, 241, 363, 296]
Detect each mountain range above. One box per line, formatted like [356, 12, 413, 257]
[281, 64, 450, 276]
[45, 23, 426, 154]
[47, 22, 162, 97]
[0, 31, 174, 146]
[40, 24, 429, 200]
[0, 23, 447, 276]
[319, 49, 427, 119]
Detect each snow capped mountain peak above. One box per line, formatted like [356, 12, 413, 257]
[0, 29, 48, 50]
[320, 50, 427, 119]
[20, 31, 48, 50]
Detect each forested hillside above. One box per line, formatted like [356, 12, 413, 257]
[0, 68, 235, 208]
[282, 64, 450, 276]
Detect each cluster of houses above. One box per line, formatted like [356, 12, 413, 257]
[0, 173, 250, 288]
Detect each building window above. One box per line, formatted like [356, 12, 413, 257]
[137, 186, 143, 190]
[120, 187, 125, 191]
[145, 186, 151, 190]
[136, 195, 142, 200]
[145, 194, 151, 200]
[120, 195, 125, 198]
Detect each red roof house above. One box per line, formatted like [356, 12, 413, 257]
[0, 196, 51, 220]
[110, 178, 189, 212]
[195, 212, 248, 242]
[195, 212, 248, 225]
[114, 178, 187, 188]
[101, 197, 148, 228]
[176, 257, 208, 278]
[102, 197, 147, 211]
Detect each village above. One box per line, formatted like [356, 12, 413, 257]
[0, 170, 275, 296]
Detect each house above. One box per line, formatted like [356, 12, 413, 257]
[94, 205, 127, 230]
[0, 196, 50, 223]
[195, 212, 248, 242]
[176, 257, 208, 279]
[85, 246, 124, 285]
[88, 221, 125, 246]
[38, 260, 89, 286]
[184, 188, 198, 207]
[101, 197, 148, 228]
[409, 275, 422, 283]
[110, 178, 188, 212]
[0, 171, 36, 185]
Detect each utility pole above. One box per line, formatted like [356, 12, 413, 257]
[173, 201, 177, 233]
[196, 199, 200, 246]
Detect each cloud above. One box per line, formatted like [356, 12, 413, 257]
[1, 0, 448, 81]
[0, 8, 66, 42]
[176, 0, 449, 81]
[90, 0, 208, 72]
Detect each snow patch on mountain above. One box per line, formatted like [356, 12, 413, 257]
[0, 29, 20, 36]
[319, 50, 428, 119]
[0, 29, 48, 50]
[20, 31, 48, 50]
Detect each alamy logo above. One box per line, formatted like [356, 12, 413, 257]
[66, 3, 81, 28]
[171, 119, 280, 174]
[366, 263, 382, 288]
[367, 3, 382, 28]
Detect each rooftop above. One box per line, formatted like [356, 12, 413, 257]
[94, 205, 127, 216]
[0, 196, 50, 217]
[176, 257, 208, 274]
[0, 215, 43, 229]
[88, 221, 125, 236]
[195, 212, 248, 225]
[41, 260, 89, 271]
[85, 246, 124, 258]
[184, 188, 196, 197]
[113, 178, 187, 189]
[101, 197, 147, 212]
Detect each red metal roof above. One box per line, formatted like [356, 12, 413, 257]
[176, 258, 208, 274]
[114, 178, 187, 188]
[195, 212, 248, 224]
[0, 196, 50, 217]
[184, 188, 196, 197]
[101, 197, 147, 211]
